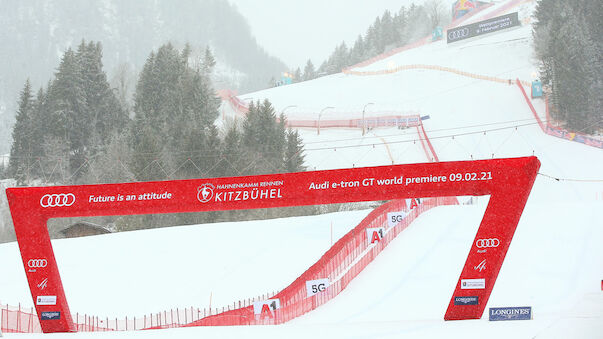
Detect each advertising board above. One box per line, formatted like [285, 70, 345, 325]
[447, 12, 520, 43]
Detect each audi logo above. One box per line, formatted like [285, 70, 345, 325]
[28, 259, 48, 268]
[476, 238, 500, 248]
[448, 28, 469, 40]
[40, 193, 76, 208]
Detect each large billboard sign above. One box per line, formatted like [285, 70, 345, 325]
[6, 157, 540, 332]
[447, 12, 520, 43]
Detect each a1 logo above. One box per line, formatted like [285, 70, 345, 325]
[366, 227, 385, 244]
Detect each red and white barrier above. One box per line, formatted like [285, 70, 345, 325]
[515, 79, 603, 149]
[6, 157, 540, 332]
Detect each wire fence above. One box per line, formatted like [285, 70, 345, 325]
[0, 196, 457, 333]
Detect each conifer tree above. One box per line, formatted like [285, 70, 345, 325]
[294, 67, 302, 83]
[202, 46, 217, 75]
[8, 80, 34, 183]
[349, 35, 366, 65]
[220, 123, 242, 177]
[303, 59, 316, 81]
[284, 128, 305, 172]
[131, 43, 220, 181]
[534, 0, 602, 133]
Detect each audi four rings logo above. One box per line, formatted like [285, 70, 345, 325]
[40, 193, 76, 207]
[28, 259, 48, 268]
[448, 28, 469, 40]
[476, 238, 500, 248]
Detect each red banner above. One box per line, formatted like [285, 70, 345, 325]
[6, 157, 540, 332]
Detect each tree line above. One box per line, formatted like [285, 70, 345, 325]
[533, 0, 602, 134]
[7, 40, 307, 231]
[296, 1, 448, 81]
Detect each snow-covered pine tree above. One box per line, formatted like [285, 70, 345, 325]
[8, 80, 34, 184]
[303, 59, 316, 81]
[284, 128, 305, 173]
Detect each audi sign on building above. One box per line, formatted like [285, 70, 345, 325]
[447, 12, 520, 43]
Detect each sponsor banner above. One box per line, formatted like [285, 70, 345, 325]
[366, 227, 385, 244]
[545, 126, 603, 149]
[253, 299, 280, 315]
[6, 157, 542, 331]
[387, 211, 407, 227]
[447, 12, 520, 43]
[454, 296, 479, 306]
[489, 307, 532, 321]
[306, 278, 330, 298]
[41, 312, 61, 321]
[355, 117, 420, 128]
[36, 296, 57, 306]
[461, 278, 485, 289]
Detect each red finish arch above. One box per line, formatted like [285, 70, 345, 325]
[6, 156, 540, 332]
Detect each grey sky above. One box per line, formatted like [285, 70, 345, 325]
[228, 0, 434, 69]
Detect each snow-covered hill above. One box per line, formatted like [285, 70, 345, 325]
[1, 0, 602, 337]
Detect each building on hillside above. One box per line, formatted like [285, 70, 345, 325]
[60, 222, 112, 238]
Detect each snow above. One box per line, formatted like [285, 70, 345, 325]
[2, 0, 603, 337]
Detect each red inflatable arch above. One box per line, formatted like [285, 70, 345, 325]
[6, 156, 540, 333]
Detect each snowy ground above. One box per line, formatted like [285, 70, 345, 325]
[2, 0, 602, 337]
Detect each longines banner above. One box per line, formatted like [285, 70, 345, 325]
[6, 157, 540, 333]
[447, 12, 520, 43]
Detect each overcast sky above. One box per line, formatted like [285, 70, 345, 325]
[228, 0, 435, 69]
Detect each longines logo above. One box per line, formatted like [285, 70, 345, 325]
[197, 184, 215, 203]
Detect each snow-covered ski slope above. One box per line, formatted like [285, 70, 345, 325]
[2, 0, 603, 337]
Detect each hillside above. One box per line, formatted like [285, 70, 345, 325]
[1, 0, 602, 338]
[0, 0, 287, 154]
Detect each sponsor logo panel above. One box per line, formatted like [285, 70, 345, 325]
[454, 296, 479, 305]
[447, 12, 520, 43]
[489, 307, 532, 321]
[40, 312, 61, 320]
[366, 227, 385, 244]
[387, 211, 407, 228]
[306, 279, 330, 298]
[40, 193, 76, 208]
[252, 299, 280, 315]
[36, 296, 57, 306]
[461, 278, 485, 289]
